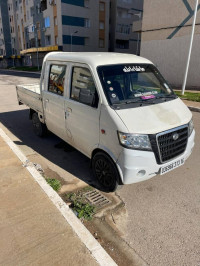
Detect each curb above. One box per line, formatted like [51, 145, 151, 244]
[0, 128, 117, 266]
[188, 106, 200, 113]
[0, 68, 41, 75]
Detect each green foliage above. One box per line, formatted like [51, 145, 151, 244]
[46, 178, 61, 191]
[175, 91, 200, 102]
[66, 190, 96, 221]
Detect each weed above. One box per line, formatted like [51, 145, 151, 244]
[65, 190, 96, 221]
[46, 178, 61, 191]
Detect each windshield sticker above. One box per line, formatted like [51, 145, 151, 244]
[109, 87, 114, 91]
[134, 91, 158, 97]
[141, 95, 155, 100]
[107, 80, 111, 84]
[123, 66, 145, 72]
[111, 93, 116, 98]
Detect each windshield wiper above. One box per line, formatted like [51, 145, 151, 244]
[113, 99, 156, 105]
[155, 94, 177, 99]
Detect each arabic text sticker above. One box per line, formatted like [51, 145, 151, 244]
[123, 66, 145, 72]
[112, 93, 116, 98]
[109, 87, 114, 91]
[107, 80, 111, 84]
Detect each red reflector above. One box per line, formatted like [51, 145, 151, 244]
[101, 129, 106, 134]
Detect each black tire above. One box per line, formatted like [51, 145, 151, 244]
[92, 152, 120, 192]
[32, 113, 47, 137]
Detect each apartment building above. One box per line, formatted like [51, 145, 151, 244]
[109, 0, 143, 54]
[140, 0, 200, 87]
[0, 0, 13, 59]
[0, 0, 142, 67]
[59, 0, 110, 52]
[18, 0, 110, 65]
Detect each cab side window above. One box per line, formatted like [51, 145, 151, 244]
[71, 67, 99, 108]
[48, 65, 66, 96]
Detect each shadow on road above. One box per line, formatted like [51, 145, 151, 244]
[0, 109, 100, 189]
[0, 69, 40, 79]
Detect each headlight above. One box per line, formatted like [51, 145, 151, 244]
[188, 119, 194, 136]
[118, 132, 152, 150]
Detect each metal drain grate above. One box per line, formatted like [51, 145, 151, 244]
[83, 190, 111, 209]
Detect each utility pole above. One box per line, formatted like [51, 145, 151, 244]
[70, 30, 78, 52]
[182, 0, 199, 95]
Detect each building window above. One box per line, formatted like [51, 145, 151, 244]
[45, 35, 51, 45]
[30, 7, 34, 16]
[122, 0, 132, 3]
[37, 3, 40, 14]
[117, 8, 132, 18]
[48, 65, 66, 96]
[116, 24, 130, 34]
[99, 39, 104, 48]
[44, 17, 50, 28]
[71, 67, 99, 108]
[99, 21, 104, 30]
[99, 2, 105, 11]
[85, 18, 90, 28]
[84, 0, 89, 7]
[116, 39, 129, 49]
[54, 16, 58, 26]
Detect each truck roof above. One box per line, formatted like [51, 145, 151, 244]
[44, 52, 153, 68]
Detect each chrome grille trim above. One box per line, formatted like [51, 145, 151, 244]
[156, 125, 188, 163]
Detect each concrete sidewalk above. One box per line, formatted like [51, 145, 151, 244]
[0, 131, 116, 266]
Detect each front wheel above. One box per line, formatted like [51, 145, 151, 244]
[92, 152, 120, 192]
[32, 113, 47, 137]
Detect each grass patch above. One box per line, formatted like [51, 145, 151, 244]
[175, 91, 200, 102]
[46, 178, 61, 191]
[65, 188, 96, 221]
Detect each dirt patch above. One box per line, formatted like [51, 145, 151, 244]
[84, 218, 145, 266]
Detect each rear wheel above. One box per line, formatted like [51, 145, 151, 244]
[92, 152, 120, 192]
[32, 113, 47, 137]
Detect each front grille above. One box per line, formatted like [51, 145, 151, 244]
[156, 125, 188, 163]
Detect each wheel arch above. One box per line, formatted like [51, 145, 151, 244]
[29, 109, 45, 124]
[91, 148, 123, 185]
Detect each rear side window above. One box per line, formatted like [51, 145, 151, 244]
[71, 66, 99, 108]
[48, 65, 66, 96]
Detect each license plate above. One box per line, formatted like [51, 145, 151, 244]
[160, 158, 184, 175]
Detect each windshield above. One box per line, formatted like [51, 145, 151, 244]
[97, 64, 176, 107]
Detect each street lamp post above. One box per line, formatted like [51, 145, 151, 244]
[70, 31, 78, 52]
[128, 9, 142, 55]
[182, 0, 199, 95]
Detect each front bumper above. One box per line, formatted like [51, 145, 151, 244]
[116, 130, 195, 185]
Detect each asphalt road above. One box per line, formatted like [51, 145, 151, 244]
[0, 70, 200, 266]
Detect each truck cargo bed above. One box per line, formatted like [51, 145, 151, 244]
[16, 84, 43, 113]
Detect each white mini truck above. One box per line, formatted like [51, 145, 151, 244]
[16, 52, 195, 192]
